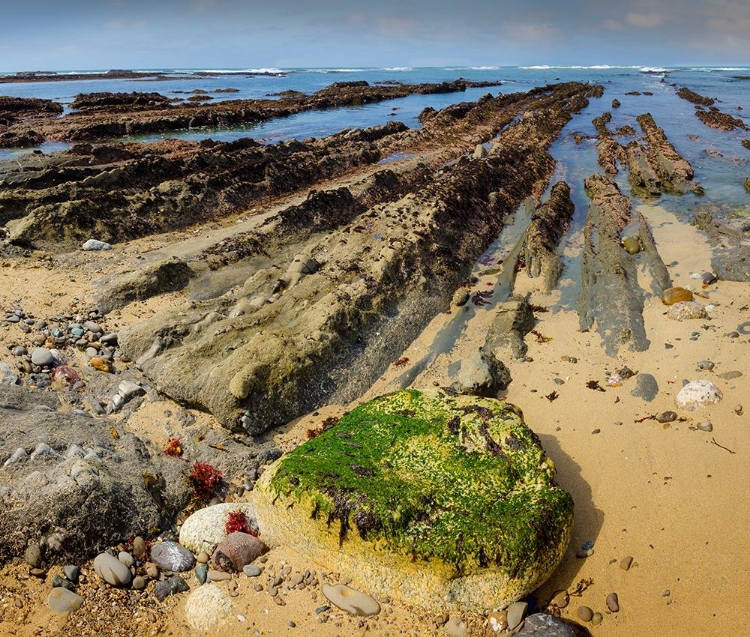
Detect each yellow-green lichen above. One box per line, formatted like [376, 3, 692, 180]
[269, 389, 572, 579]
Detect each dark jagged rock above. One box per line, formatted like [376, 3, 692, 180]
[1, 122, 407, 248]
[0, 96, 63, 125]
[71, 92, 174, 111]
[524, 181, 575, 291]
[611, 99, 621, 109]
[591, 112, 625, 176]
[578, 174, 671, 356]
[625, 140, 662, 198]
[0, 79, 501, 147]
[118, 83, 600, 432]
[636, 113, 701, 195]
[676, 87, 715, 107]
[696, 107, 748, 132]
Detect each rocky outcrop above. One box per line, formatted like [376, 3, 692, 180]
[0, 96, 63, 125]
[636, 113, 701, 195]
[118, 83, 601, 433]
[676, 87, 715, 107]
[0, 79, 501, 147]
[591, 112, 626, 176]
[524, 181, 575, 291]
[482, 295, 536, 360]
[1, 122, 407, 247]
[70, 92, 174, 111]
[254, 390, 573, 612]
[0, 385, 192, 564]
[578, 174, 671, 356]
[695, 108, 748, 132]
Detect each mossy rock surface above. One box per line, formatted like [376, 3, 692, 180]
[254, 389, 573, 611]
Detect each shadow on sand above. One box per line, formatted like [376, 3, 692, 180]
[533, 433, 604, 613]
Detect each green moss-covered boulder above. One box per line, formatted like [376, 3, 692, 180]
[254, 389, 573, 612]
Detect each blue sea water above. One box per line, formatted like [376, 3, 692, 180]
[1, 65, 748, 211]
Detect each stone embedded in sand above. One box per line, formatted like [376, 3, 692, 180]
[630, 373, 659, 402]
[322, 584, 381, 616]
[450, 351, 511, 398]
[516, 613, 576, 636]
[606, 592, 620, 612]
[179, 503, 259, 555]
[676, 380, 722, 411]
[577, 606, 594, 622]
[668, 301, 707, 321]
[47, 587, 84, 614]
[254, 390, 573, 612]
[661, 287, 693, 305]
[185, 584, 234, 630]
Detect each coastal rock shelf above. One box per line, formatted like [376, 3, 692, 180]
[117, 82, 601, 433]
[0, 79, 502, 148]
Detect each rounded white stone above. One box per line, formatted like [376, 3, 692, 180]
[675, 380, 722, 411]
[185, 584, 234, 631]
[179, 502, 258, 555]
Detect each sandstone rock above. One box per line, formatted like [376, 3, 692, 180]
[0, 385, 193, 564]
[179, 503, 259, 555]
[254, 390, 573, 612]
[211, 532, 267, 572]
[676, 380, 722, 411]
[93, 257, 195, 314]
[483, 295, 535, 360]
[185, 584, 234, 630]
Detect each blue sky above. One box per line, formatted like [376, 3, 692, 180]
[1, 0, 748, 72]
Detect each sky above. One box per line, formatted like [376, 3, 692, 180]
[0, 0, 748, 72]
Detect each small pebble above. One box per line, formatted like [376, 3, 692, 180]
[698, 421, 713, 432]
[551, 590, 569, 609]
[288, 621, 296, 628]
[606, 592, 620, 612]
[577, 606, 594, 622]
[662, 589, 671, 597]
[656, 411, 677, 423]
[591, 613, 603, 626]
[735, 405, 744, 416]
[243, 564, 262, 577]
[620, 556, 634, 571]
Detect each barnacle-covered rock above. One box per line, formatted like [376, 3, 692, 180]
[254, 389, 573, 612]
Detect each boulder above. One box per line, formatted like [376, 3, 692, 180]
[210, 532, 267, 572]
[450, 351, 511, 397]
[483, 295, 535, 360]
[254, 390, 573, 612]
[179, 503, 259, 555]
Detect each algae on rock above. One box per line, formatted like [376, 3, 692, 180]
[254, 389, 573, 612]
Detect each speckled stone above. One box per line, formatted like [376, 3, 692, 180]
[185, 584, 234, 630]
[676, 380, 722, 411]
[47, 587, 84, 614]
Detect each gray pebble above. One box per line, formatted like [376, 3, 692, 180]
[118, 551, 134, 567]
[153, 576, 189, 601]
[698, 421, 713, 432]
[243, 564, 262, 577]
[577, 606, 593, 622]
[656, 411, 677, 423]
[606, 592, 619, 612]
[24, 544, 42, 568]
[63, 565, 80, 582]
[30, 348, 54, 367]
[132, 576, 147, 590]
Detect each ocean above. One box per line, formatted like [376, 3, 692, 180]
[1, 65, 748, 216]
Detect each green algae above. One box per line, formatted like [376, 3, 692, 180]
[269, 389, 573, 577]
